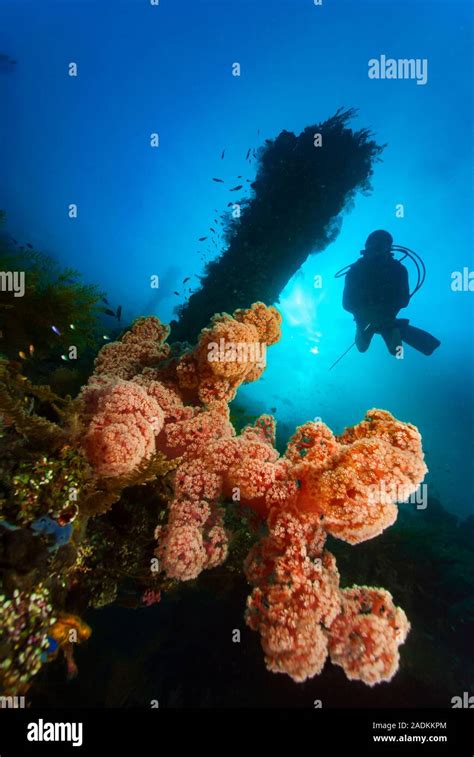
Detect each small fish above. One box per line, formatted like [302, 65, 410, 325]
[230, 185, 242, 191]
[253, 149, 257, 158]
[270, 407, 277, 413]
[51, 325, 61, 336]
[210, 227, 216, 233]
[250, 182, 257, 188]
[29, 344, 34, 356]
[18, 350, 26, 360]
[41, 636, 59, 662]
[221, 149, 225, 159]
[199, 236, 208, 241]
[245, 148, 251, 160]
[237, 176, 242, 179]
[246, 179, 251, 183]
[257, 129, 260, 135]
[101, 296, 109, 305]
[103, 308, 116, 317]
[26, 243, 33, 249]
[212, 178, 224, 183]
[47, 637, 59, 653]
[0, 54, 16, 64]
[227, 202, 233, 207]
[116, 305, 122, 321]
[265, 139, 271, 144]
[174, 291, 180, 296]
[183, 277, 190, 284]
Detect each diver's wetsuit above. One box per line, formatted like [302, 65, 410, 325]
[343, 252, 410, 355]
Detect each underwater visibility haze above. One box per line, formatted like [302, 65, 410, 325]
[0, 0, 473, 718]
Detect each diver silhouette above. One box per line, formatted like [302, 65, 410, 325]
[335, 230, 440, 363]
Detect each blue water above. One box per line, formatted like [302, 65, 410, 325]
[1, 0, 473, 517]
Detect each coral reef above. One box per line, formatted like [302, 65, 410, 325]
[80, 303, 425, 685]
[0, 300, 428, 694]
[0, 216, 113, 394]
[0, 585, 56, 694]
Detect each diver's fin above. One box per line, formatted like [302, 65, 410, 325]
[396, 319, 441, 356]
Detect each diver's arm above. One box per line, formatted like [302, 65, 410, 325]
[342, 267, 363, 313]
[398, 265, 410, 308]
[387, 263, 410, 311]
[342, 284, 355, 313]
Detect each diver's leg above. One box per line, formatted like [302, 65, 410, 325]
[381, 326, 403, 356]
[355, 322, 374, 352]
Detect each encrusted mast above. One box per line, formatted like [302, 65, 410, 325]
[171, 109, 383, 343]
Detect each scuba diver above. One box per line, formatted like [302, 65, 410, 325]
[333, 230, 440, 366]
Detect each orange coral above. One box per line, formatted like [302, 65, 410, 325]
[81, 307, 427, 686]
[292, 410, 427, 544]
[93, 316, 170, 379]
[245, 508, 340, 682]
[155, 489, 228, 581]
[49, 613, 91, 646]
[176, 303, 281, 403]
[233, 301, 282, 345]
[48, 613, 92, 680]
[158, 401, 234, 460]
[244, 508, 413, 684]
[83, 380, 164, 477]
[327, 586, 411, 686]
[156, 521, 207, 581]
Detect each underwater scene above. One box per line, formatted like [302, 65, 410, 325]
[0, 0, 473, 740]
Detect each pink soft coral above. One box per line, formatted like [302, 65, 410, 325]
[81, 308, 427, 688]
[83, 381, 164, 477]
[328, 586, 411, 686]
[245, 509, 340, 682]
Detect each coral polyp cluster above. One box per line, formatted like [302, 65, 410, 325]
[1, 301, 427, 694]
[245, 510, 340, 682]
[83, 380, 166, 478]
[244, 509, 411, 684]
[328, 586, 410, 686]
[79, 302, 426, 684]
